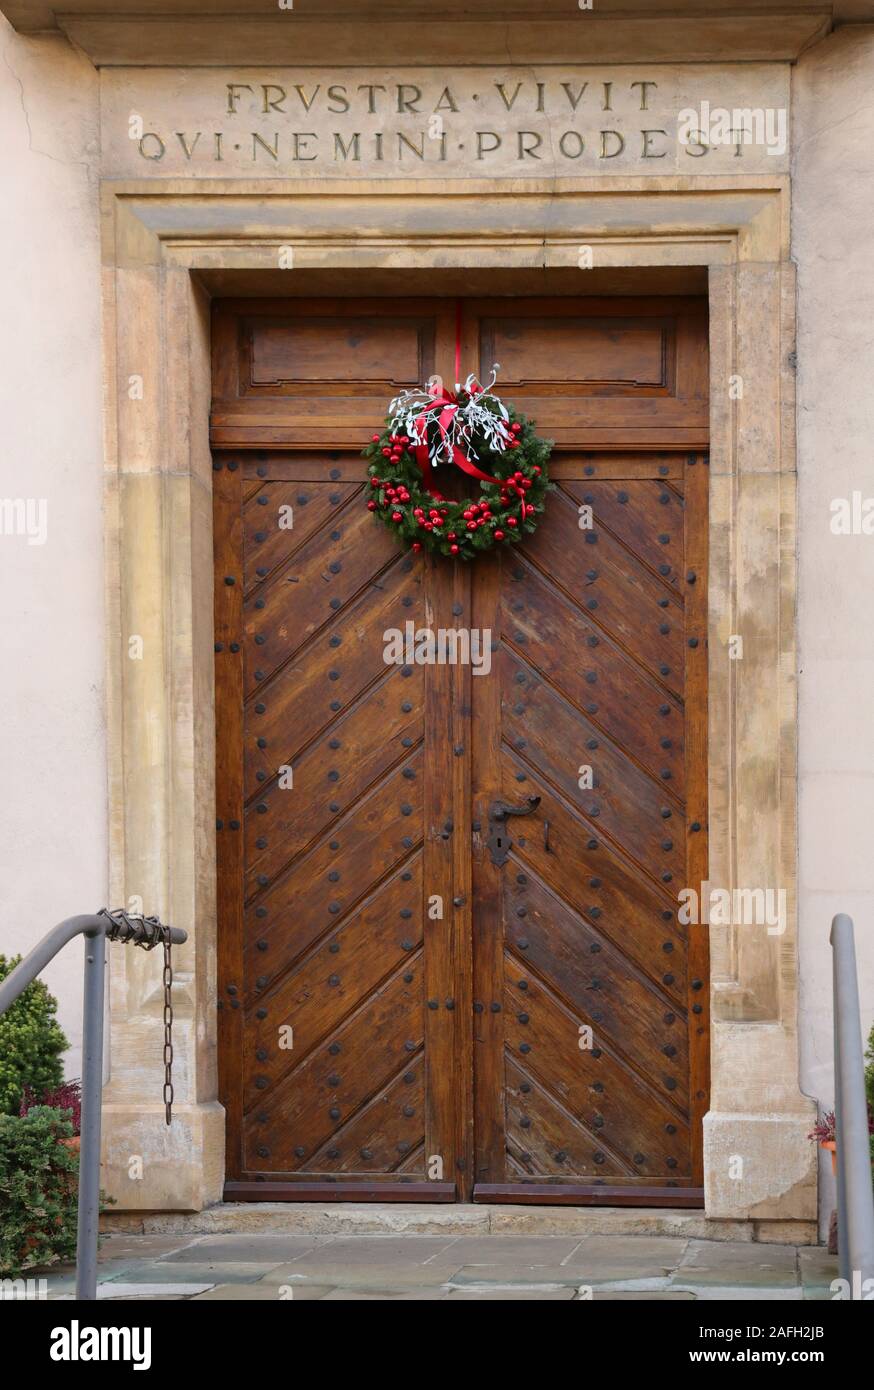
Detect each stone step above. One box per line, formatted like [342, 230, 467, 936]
[101, 1203, 818, 1246]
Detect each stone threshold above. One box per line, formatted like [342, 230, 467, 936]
[101, 1203, 819, 1247]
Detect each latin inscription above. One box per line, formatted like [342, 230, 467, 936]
[102, 67, 791, 176]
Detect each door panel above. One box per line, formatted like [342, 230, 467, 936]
[213, 295, 708, 1203]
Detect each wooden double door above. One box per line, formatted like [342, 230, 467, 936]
[214, 295, 709, 1203]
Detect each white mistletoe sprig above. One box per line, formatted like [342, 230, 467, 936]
[388, 363, 512, 468]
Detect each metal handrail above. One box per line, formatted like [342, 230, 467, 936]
[0, 911, 186, 1301]
[830, 913, 874, 1297]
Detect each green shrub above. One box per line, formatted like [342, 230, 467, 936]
[0, 1106, 78, 1276]
[0, 955, 68, 1116]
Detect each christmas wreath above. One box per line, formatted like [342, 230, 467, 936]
[363, 366, 553, 559]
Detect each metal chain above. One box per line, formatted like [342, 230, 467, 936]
[161, 927, 174, 1126]
[98, 908, 175, 1125]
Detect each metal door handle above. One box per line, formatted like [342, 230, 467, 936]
[489, 795, 541, 823]
[485, 796, 541, 866]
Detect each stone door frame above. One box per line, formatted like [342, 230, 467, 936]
[99, 173, 815, 1230]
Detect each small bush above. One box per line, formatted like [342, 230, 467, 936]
[0, 955, 69, 1116]
[20, 1080, 82, 1136]
[0, 1106, 78, 1276]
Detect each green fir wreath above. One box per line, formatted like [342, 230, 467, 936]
[362, 367, 553, 560]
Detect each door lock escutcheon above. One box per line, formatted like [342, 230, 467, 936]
[485, 795, 541, 867]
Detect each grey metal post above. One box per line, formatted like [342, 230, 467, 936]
[75, 926, 106, 1302]
[830, 913, 874, 1297]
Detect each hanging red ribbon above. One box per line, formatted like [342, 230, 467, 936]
[411, 383, 505, 493]
[411, 300, 504, 494]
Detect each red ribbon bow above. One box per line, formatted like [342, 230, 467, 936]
[411, 377, 505, 497]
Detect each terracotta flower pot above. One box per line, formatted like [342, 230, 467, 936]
[820, 1139, 837, 1177]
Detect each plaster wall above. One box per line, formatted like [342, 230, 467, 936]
[0, 18, 105, 1076]
[793, 24, 874, 1231]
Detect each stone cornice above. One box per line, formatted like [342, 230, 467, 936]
[0, 3, 842, 65]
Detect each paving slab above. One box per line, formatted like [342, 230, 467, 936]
[673, 1239, 799, 1289]
[419, 1235, 584, 1270]
[284, 1236, 460, 1283]
[447, 1287, 578, 1300]
[104, 1261, 273, 1285]
[321, 1287, 451, 1300]
[558, 1234, 688, 1281]
[193, 1282, 336, 1301]
[797, 1246, 839, 1294]
[158, 1235, 332, 1264]
[673, 1285, 803, 1301]
[55, 1283, 215, 1300]
[592, 1290, 697, 1300]
[98, 1235, 199, 1261]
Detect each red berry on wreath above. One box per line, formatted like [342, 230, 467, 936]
[494, 530, 506, 540]
[507, 517, 517, 527]
[450, 544, 459, 555]
[533, 465, 541, 474]
[466, 521, 476, 531]
[392, 512, 403, 522]
[367, 500, 377, 511]
[447, 532, 457, 540]
[372, 433, 380, 442]
[370, 477, 380, 487]
[412, 542, 422, 552]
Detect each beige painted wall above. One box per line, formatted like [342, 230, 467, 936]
[0, 18, 105, 1075]
[793, 25, 874, 1227]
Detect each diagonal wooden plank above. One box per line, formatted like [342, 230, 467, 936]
[243, 505, 404, 697]
[244, 748, 424, 993]
[563, 478, 685, 592]
[500, 749, 687, 1003]
[504, 966, 691, 1179]
[506, 1056, 630, 1179]
[243, 855, 424, 1108]
[244, 959, 424, 1170]
[307, 1054, 425, 1175]
[499, 645, 685, 884]
[522, 488, 684, 696]
[244, 662, 423, 881]
[243, 479, 360, 589]
[503, 868, 689, 1094]
[501, 562, 685, 793]
[243, 555, 422, 783]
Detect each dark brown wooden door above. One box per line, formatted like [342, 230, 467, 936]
[213, 295, 709, 1203]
